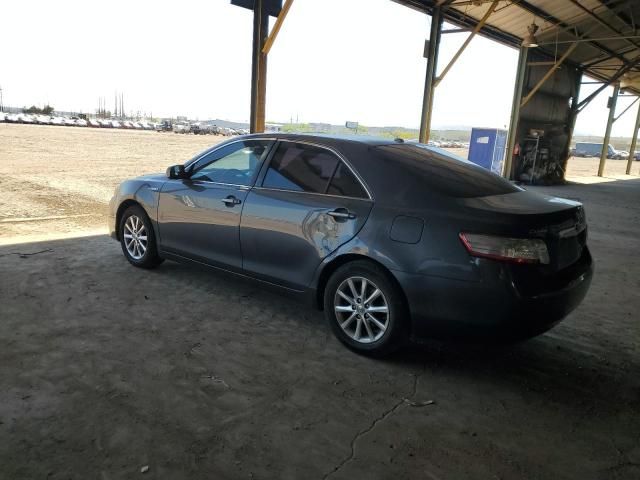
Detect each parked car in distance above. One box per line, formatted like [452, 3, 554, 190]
[110, 134, 593, 356]
[612, 150, 629, 160]
[173, 123, 190, 134]
[19, 114, 36, 124]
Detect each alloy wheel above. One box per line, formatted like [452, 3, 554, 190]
[334, 276, 389, 344]
[123, 215, 148, 260]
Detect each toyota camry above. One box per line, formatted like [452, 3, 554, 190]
[109, 134, 593, 355]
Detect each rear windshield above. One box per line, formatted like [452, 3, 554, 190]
[376, 144, 522, 198]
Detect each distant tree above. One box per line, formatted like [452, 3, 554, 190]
[23, 104, 54, 115]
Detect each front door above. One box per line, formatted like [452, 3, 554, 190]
[157, 139, 273, 270]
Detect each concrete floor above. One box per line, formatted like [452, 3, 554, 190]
[1, 178, 639, 480]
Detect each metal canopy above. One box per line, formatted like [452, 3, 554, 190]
[395, 0, 640, 94]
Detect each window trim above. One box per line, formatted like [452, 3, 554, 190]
[185, 138, 276, 188]
[258, 139, 373, 201]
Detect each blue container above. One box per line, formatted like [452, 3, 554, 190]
[467, 128, 507, 175]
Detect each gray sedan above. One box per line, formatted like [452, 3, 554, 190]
[109, 134, 592, 355]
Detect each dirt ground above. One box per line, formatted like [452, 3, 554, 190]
[0, 124, 220, 240]
[1, 123, 640, 479]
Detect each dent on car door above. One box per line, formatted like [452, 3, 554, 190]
[240, 141, 373, 290]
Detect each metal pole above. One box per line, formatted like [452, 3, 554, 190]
[563, 69, 583, 175]
[626, 98, 640, 175]
[503, 46, 528, 179]
[598, 83, 620, 177]
[249, 0, 263, 133]
[419, 7, 442, 144]
[256, 10, 269, 133]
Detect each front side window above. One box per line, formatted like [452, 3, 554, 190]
[190, 140, 272, 186]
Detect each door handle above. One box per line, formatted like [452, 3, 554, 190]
[327, 209, 356, 220]
[222, 196, 242, 206]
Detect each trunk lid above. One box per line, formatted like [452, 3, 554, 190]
[458, 190, 588, 271]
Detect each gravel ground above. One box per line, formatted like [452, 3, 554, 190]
[0, 123, 639, 479]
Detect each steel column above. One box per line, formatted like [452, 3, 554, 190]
[250, 0, 264, 133]
[256, 11, 269, 133]
[503, 46, 528, 179]
[626, 99, 640, 175]
[419, 7, 442, 143]
[563, 69, 583, 175]
[598, 83, 620, 177]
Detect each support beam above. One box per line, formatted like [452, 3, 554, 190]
[419, 7, 442, 143]
[262, 0, 294, 55]
[598, 83, 620, 177]
[614, 96, 639, 123]
[577, 55, 640, 112]
[567, 0, 640, 51]
[520, 42, 579, 108]
[515, 0, 631, 68]
[249, 0, 269, 133]
[504, 47, 528, 180]
[434, 0, 499, 87]
[257, 11, 269, 133]
[626, 99, 640, 175]
[249, 0, 263, 133]
[537, 35, 640, 46]
[564, 70, 583, 175]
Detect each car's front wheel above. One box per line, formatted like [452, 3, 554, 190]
[324, 260, 408, 356]
[119, 205, 163, 269]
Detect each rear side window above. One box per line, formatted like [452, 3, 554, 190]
[377, 144, 521, 198]
[263, 142, 339, 193]
[327, 162, 367, 198]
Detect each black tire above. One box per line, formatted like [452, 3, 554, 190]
[119, 205, 164, 269]
[324, 260, 409, 357]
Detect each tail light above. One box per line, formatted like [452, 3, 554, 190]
[459, 233, 550, 265]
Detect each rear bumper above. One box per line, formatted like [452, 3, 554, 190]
[396, 248, 593, 340]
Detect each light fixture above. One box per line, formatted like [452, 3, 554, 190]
[522, 22, 539, 48]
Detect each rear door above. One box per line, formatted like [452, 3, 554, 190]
[240, 140, 373, 290]
[157, 139, 273, 270]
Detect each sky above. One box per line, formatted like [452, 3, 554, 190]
[1, 0, 638, 136]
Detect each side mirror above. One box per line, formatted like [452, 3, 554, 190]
[166, 164, 187, 179]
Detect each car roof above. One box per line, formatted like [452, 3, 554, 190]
[241, 132, 402, 147]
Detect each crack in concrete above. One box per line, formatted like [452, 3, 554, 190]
[0, 248, 52, 258]
[323, 369, 423, 480]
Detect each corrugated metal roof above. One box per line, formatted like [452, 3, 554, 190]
[394, 0, 640, 94]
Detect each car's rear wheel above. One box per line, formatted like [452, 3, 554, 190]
[324, 260, 408, 356]
[119, 205, 163, 269]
